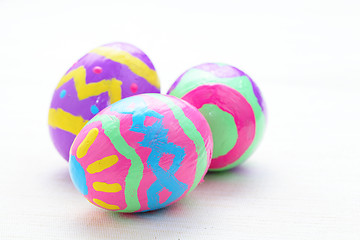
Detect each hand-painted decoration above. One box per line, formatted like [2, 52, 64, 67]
[69, 94, 213, 212]
[168, 63, 266, 171]
[48, 42, 161, 160]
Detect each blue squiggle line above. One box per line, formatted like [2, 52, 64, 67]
[111, 96, 188, 210]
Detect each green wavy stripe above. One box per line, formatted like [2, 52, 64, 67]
[88, 115, 143, 212]
[149, 94, 208, 193]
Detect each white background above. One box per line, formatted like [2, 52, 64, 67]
[0, 0, 359, 239]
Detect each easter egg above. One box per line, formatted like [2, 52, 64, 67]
[167, 63, 266, 171]
[69, 94, 213, 212]
[48, 42, 160, 160]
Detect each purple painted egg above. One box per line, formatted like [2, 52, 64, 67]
[69, 94, 213, 212]
[48, 42, 160, 160]
[168, 63, 266, 171]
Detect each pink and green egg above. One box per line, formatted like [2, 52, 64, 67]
[168, 63, 266, 171]
[48, 42, 160, 160]
[69, 94, 213, 212]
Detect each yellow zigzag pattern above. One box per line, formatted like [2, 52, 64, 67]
[49, 66, 122, 135]
[48, 108, 88, 135]
[50, 47, 158, 136]
[56, 66, 122, 104]
[90, 46, 160, 89]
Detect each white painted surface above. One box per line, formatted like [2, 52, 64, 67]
[0, 0, 359, 239]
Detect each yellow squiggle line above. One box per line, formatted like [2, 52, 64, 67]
[76, 128, 99, 158]
[93, 198, 120, 210]
[93, 182, 122, 193]
[56, 66, 122, 104]
[48, 108, 88, 135]
[87, 155, 119, 174]
[90, 46, 160, 89]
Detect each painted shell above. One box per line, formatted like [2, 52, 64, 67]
[168, 63, 266, 171]
[69, 94, 213, 212]
[49, 42, 160, 160]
